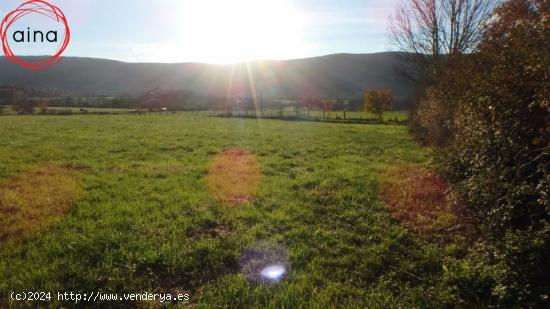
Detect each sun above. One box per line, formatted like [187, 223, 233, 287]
[175, 0, 311, 64]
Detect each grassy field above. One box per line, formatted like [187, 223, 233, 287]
[0, 115, 473, 307]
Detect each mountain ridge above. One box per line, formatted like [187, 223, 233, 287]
[0, 52, 415, 102]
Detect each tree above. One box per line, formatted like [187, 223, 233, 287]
[297, 97, 322, 117]
[241, 96, 256, 115]
[64, 96, 75, 107]
[36, 101, 48, 114]
[12, 98, 35, 114]
[390, 0, 497, 88]
[319, 99, 336, 118]
[0, 88, 14, 106]
[348, 97, 364, 112]
[302, 97, 322, 109]
[364, 90, 394, 121]
[322, 99, 336, 112]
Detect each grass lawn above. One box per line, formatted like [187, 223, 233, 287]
[0, 115, 471, 307]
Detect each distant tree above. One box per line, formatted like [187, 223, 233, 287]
[317, 99, 335, 118]
[303, 97, 322, 109]
[136, 89, 197, 111]
[333, 98, 349, 111]
[390, 0, 497, 88]
[242, 96, 256, 114]
[0, 88, 13, 105]
[364, 90, 394, 121]
[348, 97, 364, 111]
[64, 96, 75, 107]
[143, 98, 162, 112]
[36, 101, 48, 114]
[322, 99, 336, 112]
[12, 98, 35, 114]
[223, 97, 234, 115]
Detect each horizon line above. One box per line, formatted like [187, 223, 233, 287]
[0, 51, 400, 66]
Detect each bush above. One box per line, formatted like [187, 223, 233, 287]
[431, 0, 549, 306]
[414, 87, 455, 146]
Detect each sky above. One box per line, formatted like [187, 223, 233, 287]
[0, 0, 399, 64]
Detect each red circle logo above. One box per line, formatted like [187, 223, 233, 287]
[0, 0, 70, 70]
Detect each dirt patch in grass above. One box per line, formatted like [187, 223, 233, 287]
[380, 165, 473, 240]
[207, 149, 261, 205]
[0, 165, 82, 243]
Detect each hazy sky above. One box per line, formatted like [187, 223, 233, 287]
[0, 0, 399, 64]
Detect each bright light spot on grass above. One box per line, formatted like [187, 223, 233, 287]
[260, 264, 287, 282]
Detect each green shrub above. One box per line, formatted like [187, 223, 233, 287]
[431, 0, 550, 306]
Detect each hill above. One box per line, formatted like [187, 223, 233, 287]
[0, 52, 415, 102]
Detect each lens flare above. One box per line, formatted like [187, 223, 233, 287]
[260, 264, 287, 281]
[239, 242, 289, 284]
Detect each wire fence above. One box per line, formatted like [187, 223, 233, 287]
[191, 110, 408, 124]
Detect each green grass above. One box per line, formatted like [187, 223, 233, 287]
[0, 114, 472, 307]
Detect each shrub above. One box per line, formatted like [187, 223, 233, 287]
[430, 0, 550, 306]
[364, 89, 393, 122]
[414, 87, 455, 146]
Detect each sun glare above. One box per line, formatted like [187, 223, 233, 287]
[176, 0, 310, 64]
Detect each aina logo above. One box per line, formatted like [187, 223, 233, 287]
[0, 0, 70, 70]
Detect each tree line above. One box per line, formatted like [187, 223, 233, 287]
[1, 86, 402, 118]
